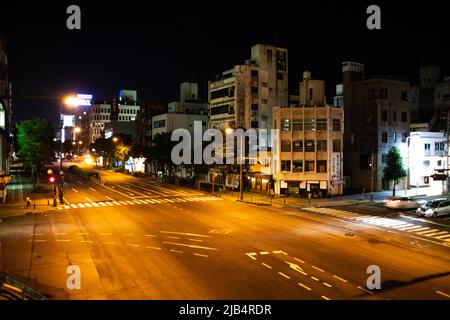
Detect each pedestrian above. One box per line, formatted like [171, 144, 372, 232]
[26, 196, 31, 208]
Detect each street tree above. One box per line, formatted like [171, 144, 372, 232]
[382, 146, 407, 196]
[16, 119, 55, 185]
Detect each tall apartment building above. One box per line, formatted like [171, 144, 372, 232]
[82, 90, 140, 144]
[272, 72, 344, 196]
[341, 61, 410, 191]
[208, 44, 289, 136]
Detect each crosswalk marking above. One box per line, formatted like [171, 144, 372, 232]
[60, 196, 223, 210]
[303, 207, 450, 243]
[434, 233, 450, 239]
[424, 231, 448, 237]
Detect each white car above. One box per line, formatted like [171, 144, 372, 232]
[417, 199, 450, 218]
[383, 197, 424, 210]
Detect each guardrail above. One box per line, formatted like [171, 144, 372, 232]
[0, 273, 48, 300]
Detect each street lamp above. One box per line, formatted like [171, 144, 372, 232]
[78, 140, 83, 155]
[112, 137, 118, 143]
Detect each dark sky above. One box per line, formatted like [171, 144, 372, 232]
[2, 1, 450, 126]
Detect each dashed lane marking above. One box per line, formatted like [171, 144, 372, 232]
[298, 283, 312, 291]
[321, 296, 331, 300]
[357, 286, 374, 295]
[436, 290, 450, 299]
[333, 275, 348, 283]
[160, 231, 211, 238]
[162, 241, 219, 251]
[261, 263, 272, 269]
[278, 272, 290, 279]
[170, 249, 183, 254]
[311, 266, 325, 273]
[193, 253, 208, 258]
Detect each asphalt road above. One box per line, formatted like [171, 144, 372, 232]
[0, 170, 449, 300]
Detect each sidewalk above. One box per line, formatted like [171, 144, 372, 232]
[0, 175, 56, 221]
[220, 191, 363, 209]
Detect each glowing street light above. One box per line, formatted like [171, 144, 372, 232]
[74, 127, 81, 133]
[113, 137, 118, 142]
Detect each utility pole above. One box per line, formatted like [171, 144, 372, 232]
[370, 149, 374, 202]
[239, 161, 243, 201]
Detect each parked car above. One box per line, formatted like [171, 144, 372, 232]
[417, 198, 450, 218]
[383, 196, 425, 210]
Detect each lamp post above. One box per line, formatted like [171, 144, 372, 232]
[78, 140, 83, 155]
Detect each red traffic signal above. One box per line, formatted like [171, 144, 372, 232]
[48, 176, 56, 184]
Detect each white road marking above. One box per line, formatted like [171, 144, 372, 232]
[99, 202, 107, 207]
[160, 231, 211, 238]
[261, 263, 272, 269]
[84, 203, 92, 208]
[72, 188, 78, 193]
[436, 290, 450, 299]
[162, 241, 218, 251]
[357, 286, 374, 295]
[193, 253, 208, 258]
[312, 266, 325, 273]
[246, 253, 257, 260]
[278, 272, 290, 279]
[89, 187, 97, 192]
[273, 250, 288, 255]
[298, 283, 312, 291]
[77, 203, 85, 208]
[333, 275, 348, 283]
[105, 196, 115, 201]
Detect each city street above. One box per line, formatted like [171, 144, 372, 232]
[0, 171, 449, 300]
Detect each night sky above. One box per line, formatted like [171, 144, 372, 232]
[2, 1, 450, 126]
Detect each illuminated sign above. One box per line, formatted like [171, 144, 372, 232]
[105, 128, 113, 139]
[75, 94, 92, 106]
[62, 114, 75, 128]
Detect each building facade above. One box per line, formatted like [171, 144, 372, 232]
[83, 90, 140, 144]
[341, 61, 410, 192]
[272, 72, 344, 197]
[138, 101, 166, 148]
[0, 36, 12, 200]
[407, 131, 447, 191]
[208, 44, 289, 135]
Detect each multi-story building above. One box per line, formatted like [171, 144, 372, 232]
[84, 90, 140, 144]
[272, 72, 344, 197]
[138, 101, 167, 148]
[341, 61, 410, 191]
[208, 44, 289, 136]
[406, 131, 447, 192]
[151, 82, 207, 139]
[0, 36, 12, 200]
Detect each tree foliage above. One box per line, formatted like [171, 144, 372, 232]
[383, 146, 407, 196]
[16, 119, 55, 176]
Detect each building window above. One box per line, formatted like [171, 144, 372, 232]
[267, 49, 273, 63]
[251, 104, 258, 111]
[281, 160, 291, 172]
[437, 160, 442, 166]
[382, 154, 387, 164]
[382, 132, 388, 143]
[251, 87, 258, 93]
[281, 140, 291, 152]
[333, 119, 341, 131]
[251, 121, 259, 128]
[251, 70, 258, 77]
[401, 111, 408, 122]
[317, 140, 327, 151]
[281, 119, 291, 131]
[305, 140, 315, 152]
[316, 119, 327, 131]
[402, 133, 408, 143]
[293, 160, 303, 172]
[333, 139, 341, 152]
[424, 143, 431, 151]
[304, 118, 316, 131]
[277, 73, 284, 80]
[393, 111, 397, 122]
[293, 140, 303, 152]
[317, 160, 327, 173]
[381, 110, 388, 121]
[393, 132, 397, 143]
[423, 160, 430, 168]
[435, 141, 445, 151]
[154, 119, 166, 128]
[293, 119, 303, 131]
[305, 161, 315, 172]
